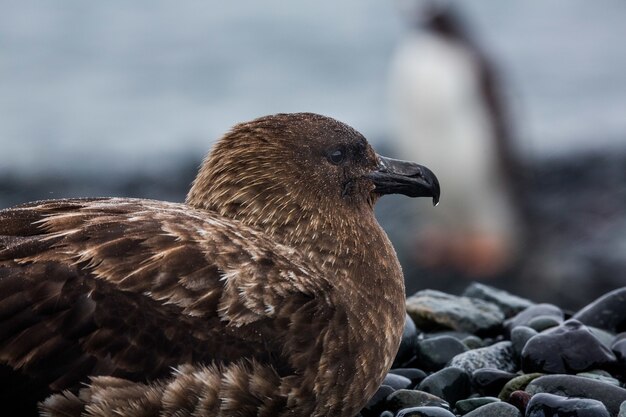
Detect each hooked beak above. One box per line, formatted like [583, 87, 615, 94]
[367, 155, 440, 206]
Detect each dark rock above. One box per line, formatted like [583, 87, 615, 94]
[386, 389, 449, 413]
[389, 368, 428, 387]
[448, 341, 517, 373]
[454, 396, 499, 414]
[526, 374, 626, 416]
[526, 392, 610, 417]
[406, 290, 504, 334]
[504, 303, 564, 334]
[463, 401, 521, 417]
[393, 314, 420, 368]
[415, 335, 468, 371]
[463, 282, 533, 317]
[396, 406, 456, 417]
[417, 367, 471, 405]
[576, 370, 621, 386]
[510, 326, 538, 357]
[508, 390, 531, 414]
[461, 335, 484, 349]
[472, 368, 517, 397]
[379, 411, 394, 417]
[521, 319, 617, 374]
[498, 373, 543, 401]
[361, 385, 395, 417]
[573, 287, 626, 333]
[527, 315, 561, 332]
[383, 373, 412, 390]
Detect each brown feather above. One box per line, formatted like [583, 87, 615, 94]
[0, 113, 425, 416]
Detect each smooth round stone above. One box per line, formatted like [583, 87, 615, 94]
[463, 402, 522, 417]
[498, 373, 543, 400]
[526, 392, 610, 417]
[383, 373, 412, 390]
[461, 335, 484, 349]
[406, 289, 504, 334]
[508, 390, 531, 414]
[612, 338, 626, 363]
[393, 314, 420, 368]
[361, 385, 395, 417]
[454, 396, 500, 414]
[396, 406, 456, 417]
[573, 287, 626, 333]
[417, 367, 471, 405]
[527, 315, 562, 332]
[380, 411, 394, 417]
[472, 368, 517, 397]
[521, 319, 617, 374]
[386, 389, 449, 413]
[620, 400, 626, 417]
[463, 282, 533, 318]
[448, 341, 517, 373]
[415, 335, 468, 371]
[526, 374, 626, 416]
[589, 326, 616, 349]
[577, 370, 621, 387]
[511, 326, 538, 357]
[504, 304, 564, 334]
[389, 368, 428, 386]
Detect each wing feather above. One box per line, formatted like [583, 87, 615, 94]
[0, 198, 333, 401]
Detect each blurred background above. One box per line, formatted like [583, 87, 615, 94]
[1, 0, 625, 309]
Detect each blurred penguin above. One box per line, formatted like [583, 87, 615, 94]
[388, 0, 527, 278]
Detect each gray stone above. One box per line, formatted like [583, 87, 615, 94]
[416, 335, 468, 371]
[521, 319, 617, 374]
[510, 325, 538, 357]
[448, 341, 517, 373]
[463, 282, 533, 317]
[396, 406, 456, 417]
[463, 402, 522, 417]
[454, 397, 500, 414]
[417, 367, 471, 405]
[577, 370, 621, 387]
[504, 303, 564, 334]
[526, 392, 610, 417]
[386, 389, 449, 413]
[619, 400, 626, 417]
[498, 373, 543, 400]
[526, 374, 626, 416]
[406, 290, 504, 334]
[573, 287, 626, 333]
[383, 373, 412, 390]
[527, 315, 562, 332]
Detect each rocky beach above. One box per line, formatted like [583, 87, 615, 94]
[361, 282, 626, 417]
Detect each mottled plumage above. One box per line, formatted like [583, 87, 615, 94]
[0, 113, 439, 416]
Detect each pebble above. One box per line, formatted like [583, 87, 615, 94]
[357, 286, 626, 417]
[417, 367, 471, 405]
[504, 303, 564, 334]
[361, 385, 395, 417]
[463, 401, 522, 417]
[510, 326, 538, 357]
[498, 373, 543, 401]
[573, 287, 626, 333]
[394, 313, 420, 368]
[415, 335, 468, 371]
[526, 374, 626, 416]
[406, 290, 504, 334]
[462, 282, 533, 318]
[385, 389, 449, 413]
[454, 396, 500, 414]
[472, 368, 517, 397]
[521, 319, 617, 373]
[389, 368, 428, 387]
[448, 341, 517, 373]
[395, 406, 456, 417]
[526, 392, 610, 417]
[383, 373, 412, 390]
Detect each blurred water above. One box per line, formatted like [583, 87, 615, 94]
[1, 1, 625, 176]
